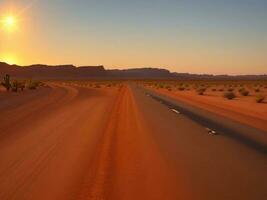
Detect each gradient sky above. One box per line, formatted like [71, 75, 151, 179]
[0, 0, 267, 74]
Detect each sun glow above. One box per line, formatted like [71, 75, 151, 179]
[5, 16, 15, 26]
[1, 54, 18, 65]
[1, 15, 17, 31]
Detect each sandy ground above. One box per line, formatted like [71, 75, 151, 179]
[0, 83, 266, 200]
[149, 87, 267, 131]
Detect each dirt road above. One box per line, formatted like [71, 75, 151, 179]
[0, 83, 266, 200]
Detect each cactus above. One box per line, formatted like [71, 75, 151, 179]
[1, 74, 11, 91]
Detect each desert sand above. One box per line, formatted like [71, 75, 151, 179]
[0, 82, 266, 200]
[147, 86, 267, 132]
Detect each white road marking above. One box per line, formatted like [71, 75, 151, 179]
[206, 128, 217, 135]
[171, 109, 180, 114]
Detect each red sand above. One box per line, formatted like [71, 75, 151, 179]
[0, 83, 266, 200]
[0, 83, 189, 199]
[151, 88, 267, 131]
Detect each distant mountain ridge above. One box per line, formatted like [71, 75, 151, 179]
[0, 62, 266, 80]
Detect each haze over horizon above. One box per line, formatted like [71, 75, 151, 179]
[0, 0, 267, 75]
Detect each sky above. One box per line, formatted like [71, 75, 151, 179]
[0, 0, 267, 74]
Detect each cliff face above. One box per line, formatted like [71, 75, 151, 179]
[0, 62, 266, 80]
[0, 62, 106, 79]
[0, 62, 173, 79]
[107, 68, 173, 79]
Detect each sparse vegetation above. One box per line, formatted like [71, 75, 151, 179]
[18, 81, 25, 91]
[26, 80, 39, 90]
[1, 74, 11, 91]
[223, 92, 236, 100]
[256, 95, 265, 103]
[11, 80, 19, 92]
[239, 88, 249, 96]
[141, 80, 267, 107]
[254, 88, 260, 93]
[196, 88, 206, 95]
[0, 73, 47, 93]
[178, 87, 185, 91]
[95, 83, 101, 88]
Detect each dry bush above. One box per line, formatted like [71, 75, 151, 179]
[18, 81, 25, 91]
[178, 87, 185, 91]
[165, 85, 171, 90]
[11, 81, 18, 92]
[239, 88, 249, 96]
[256, 95, 265, 103]
[223, 92, 236, 100]
[26, 80, 42, 90]
[158, 83, 164, 89]
[254, 88, 260, 93]
[196, 88, 206, 95]
[94, 83, 101, 88]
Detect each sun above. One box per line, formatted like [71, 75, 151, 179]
[5, 16, 15, 26]
[1, 15, 17, 31]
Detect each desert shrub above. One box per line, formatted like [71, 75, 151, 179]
[196, 88, 206, 95]
[39, 82, 47, 87]
[95, 83, 101, 88]
[11, 81, 18, 92]
[159, 84, 164, 88]
[227, 88, 234, 92]
[223, 92, 236, 100]
[239, 89, 249, 96]
[27, 82, 37, 89]
[212, 88, 217, 91]
[165, 85, 171, 90]
[254, 88, 260, 93]
[17, 81, 25, 91]
[256, 95, 265, 103]
[178, 87, 185, 91]
[26, 80, 42, 90]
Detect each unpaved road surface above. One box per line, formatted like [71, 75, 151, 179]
[0, 83, 266, 200]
